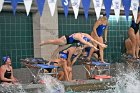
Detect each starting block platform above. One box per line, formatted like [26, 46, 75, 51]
[21, 58, 59, 82]
[32, 64, 58, 76]
[32, 64, 58, 69]
[83, 61, 111, 79]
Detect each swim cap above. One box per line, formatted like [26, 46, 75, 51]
[60, 54, 67, 59]
[2, 56, 10, 63]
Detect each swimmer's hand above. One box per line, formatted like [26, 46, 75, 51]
[101, 44, 107, 48]
[39, 41, 45, 46]
[93, 46, 99, 51]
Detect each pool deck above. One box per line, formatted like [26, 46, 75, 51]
[22, 78, 115, 92]
[63, 78, 115, 92]
[0, 78, 115, 93]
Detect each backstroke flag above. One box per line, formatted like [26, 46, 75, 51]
[82, 0, 90, 19]
[93, 0, 103, 20]
[48, 0, 57, 16]
[112, 0, 121, 22]
[0, 0, 4, 12]
[71, 0, 81, 19]
[36, 0, 45, 16]
[24, 0, 33, 16]
[122, 0, 131, 21]
[11, 0, 19, 15]
[104, 0, 112, 19]
[62, 0, 70, 17]
[131, 0, 139, 22]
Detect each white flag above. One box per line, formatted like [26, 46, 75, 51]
[71, 0, 81, 19]
[0, 0, 4, 12]
[112, 0, 121, 22]
[93, 0, 103, 20]
[48, 0, 57, 16]
[131, 0, 139, 22]
[24, 0, 33, 16]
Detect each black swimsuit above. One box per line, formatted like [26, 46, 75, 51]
[65, 35, 79, 44]
[0, 70, 12, 83]
[130, 20, 139, 34]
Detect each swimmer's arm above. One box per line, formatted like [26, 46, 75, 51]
[50, 44, 71, 61]
[67, 49, 73, 66]
[93, 20, 101, 37]
[104, 23, 108, 43]
[71, 51, 82, 66]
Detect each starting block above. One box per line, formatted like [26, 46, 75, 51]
[21, 58, 59, 82]
[83, 61, 111, 79]
[32, 64, 58, 76]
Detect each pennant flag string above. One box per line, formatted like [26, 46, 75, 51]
[71, 0, 81, 19]
[0, 0, 138, 21]
[93, 0, 103, 20]
[24, 0, 33, 16]
[131, 0, 139, 22]
[122, 0, 131, 21]
[62, 0, 70, 17]
[112, 0, 121, 22]
[36, 0, 45, 16]
[11, 0, 19, 15]
[104, 0, 112, 19]
[48, 0, 57, 16]
[0, 0, 4, 12]
[82, 0, 90, 19]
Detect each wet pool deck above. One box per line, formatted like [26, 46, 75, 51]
[63, 78, 115, 92]
[20, 78, 115, 92]
[0, 78, 115, 93]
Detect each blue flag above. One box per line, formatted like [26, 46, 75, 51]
[11, 0, 19, 15]
[82, 0, 90, 19]
[62, 0, 70, 17]
[104, 0, 112, 19]
[122, 0, 131, 21]
[36, 0, 45, 16]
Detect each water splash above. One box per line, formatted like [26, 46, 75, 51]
[66, 70, 140, 93]
[0, 83, 26, 93]
[92, 71, 140, 93]
[38, 74, 65, 93]
[113, 71, 140, 93]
